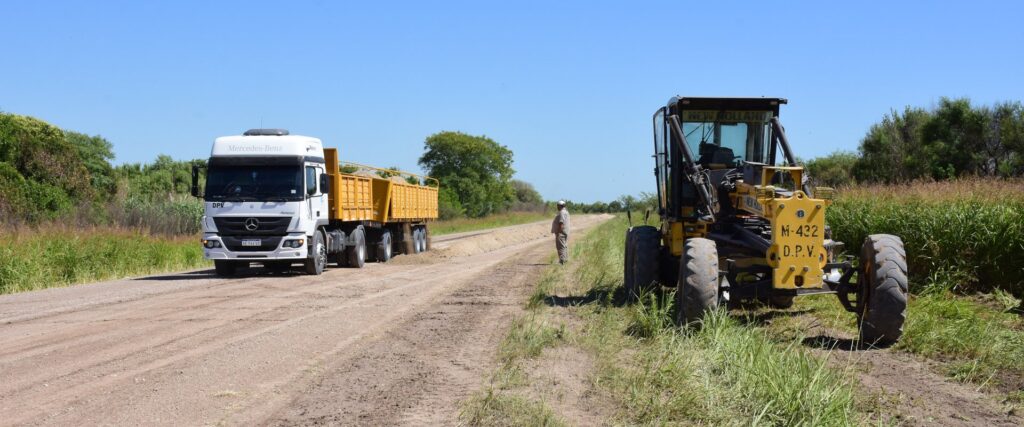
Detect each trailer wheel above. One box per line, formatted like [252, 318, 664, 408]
[304, 231, 326, 275]
[675, 238, 720, 325]
[348, 228, 367, 268]
[375, 230, 392, 262]
[409, 226, 421, 252]
[858, 234, 908, 347]
[214, 260, 237, 277]
[626, 226, 660, 301]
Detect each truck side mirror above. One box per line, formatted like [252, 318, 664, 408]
[191, 164, 203, 198]
[319, 173, 330, 193]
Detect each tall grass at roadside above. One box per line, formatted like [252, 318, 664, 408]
[431, 211, 551, 236]
[0, 227, 206, 294]
[569, 216, 860, 425]
[900, 292, 1024, 385]
[828, 178, 1024, 295]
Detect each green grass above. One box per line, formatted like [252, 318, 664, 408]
[795, 289, 1024, 392]
[431, 211, 550, 236]
[466, 214, 864, 426]
[461, 388, 565, 427]
[0, 210, 550, 295]
[812, 180, 1024, 397]
[901, 292, 1024, 385]
[499, 312, 566, 362]
[0, 227, 208, 294]
[829, 179, 1024, 295]
[570, 216, 860, 426]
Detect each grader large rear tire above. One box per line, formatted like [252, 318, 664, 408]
[858, 234, 909, 347]
[623, 229, 636, 300]
[676, 238, 720, 324]
[630, 226, 661, 300]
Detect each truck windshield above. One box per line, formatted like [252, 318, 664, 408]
[205, 165, 303, 201]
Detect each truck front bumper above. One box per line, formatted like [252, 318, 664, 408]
[202, 234, 308, 261]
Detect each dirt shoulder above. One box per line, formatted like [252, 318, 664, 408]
[0, 215, 610, 426]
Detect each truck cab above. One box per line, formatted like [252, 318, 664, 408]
[196, 129, 329, 276]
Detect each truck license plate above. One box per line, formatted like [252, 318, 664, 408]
[241, 239, 261, 247]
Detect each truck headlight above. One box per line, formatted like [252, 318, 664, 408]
[282, 239, 305, 248]
[202, 239, 222, 249]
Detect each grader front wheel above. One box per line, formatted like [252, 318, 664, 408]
[675, 238, 720, 324]
[858, 234, 909, 347]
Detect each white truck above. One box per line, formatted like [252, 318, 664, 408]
[191, 129, 438, 277]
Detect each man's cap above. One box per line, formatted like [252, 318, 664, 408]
[557, 200, 566, 206]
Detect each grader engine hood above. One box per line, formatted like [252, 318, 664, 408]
[765, 191, 827, 289]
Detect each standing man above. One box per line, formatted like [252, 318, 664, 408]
[551, 200, 571, 264]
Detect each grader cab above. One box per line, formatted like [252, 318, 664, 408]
[624, 97, 908, 346]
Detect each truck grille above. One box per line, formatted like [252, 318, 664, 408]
[221, 236, 284, 252]
[213, 216, 291, 236]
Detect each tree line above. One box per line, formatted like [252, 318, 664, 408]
[417, 130, 656, 219]
[805, 98, 1024, 187]
[0, 113, 204, 232]
[0, 114, 562, 229]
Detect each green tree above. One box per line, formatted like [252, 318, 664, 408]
[66, 131, 116, 199]
[510, 179, 544, 211]
[989, 101, 1024, 176]
[511, 180, 543, 205]
[853, 107, 931, 183]
[115, 155, 204, 200]
[805, 151, 858, 187]
[0, 113, 92, 201]
[419, 131, 515, 218]
[920, 97, 989, 179]
[437, 186, 465, 219]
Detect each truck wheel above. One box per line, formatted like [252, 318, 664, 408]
[675, 238, 720, 325]
[375, 230, 392, 262]
[628, 226, 660, 301]
[412, 228, 423, 254]
[858, 234, 908, 347]
[304, 231, 326, 275]
[348, 228, 367, 268]
[214, 260, 237, 277]
[623, 229, 637, 301]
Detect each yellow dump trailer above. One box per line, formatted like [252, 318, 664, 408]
[323, 148, 438, 261]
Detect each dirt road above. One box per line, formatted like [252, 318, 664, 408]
[0, 215, 611, 426]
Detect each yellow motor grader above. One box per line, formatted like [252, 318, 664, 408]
[624, 97, 908, 345]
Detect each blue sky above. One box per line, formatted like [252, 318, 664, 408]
[2, 1, 1022, 202]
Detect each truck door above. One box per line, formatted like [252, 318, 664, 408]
[315, 165, 327, 223]
[305, 164, 328, 224]
[305, 165, 317, 221]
